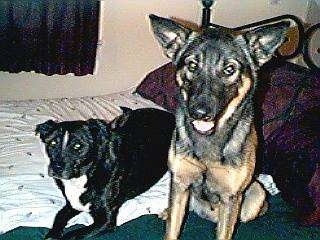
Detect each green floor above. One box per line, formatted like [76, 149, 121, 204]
[1, 195, 320, 240]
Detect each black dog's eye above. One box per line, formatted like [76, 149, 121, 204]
[187, 61, 198, 72]
[73, 143, 82, 150]
[49, 140, 57, 147]
[223, 63, 237, 76]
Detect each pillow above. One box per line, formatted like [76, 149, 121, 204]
[264, 108, 320, 226]
[257, 60, 320, 139]
[134, 62, 178, 112]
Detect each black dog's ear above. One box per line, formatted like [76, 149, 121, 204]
[110, 107, 133, 129]
[244, 21, 290, 66]
[86, 119, 119, 168]
[87, 118, 111, 148]
[149, 14, 192, 61]
[35, 120, 57, 141]
[119, 106, 132, 115]
[87, 119, 111, 134]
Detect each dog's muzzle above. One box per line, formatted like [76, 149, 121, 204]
[189, 97, 218, 135]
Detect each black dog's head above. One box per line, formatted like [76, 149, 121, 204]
[36, 119, 119, 180]
[149, 15, 289, 135]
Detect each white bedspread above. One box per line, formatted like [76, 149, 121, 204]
[0, 90, 170, 234]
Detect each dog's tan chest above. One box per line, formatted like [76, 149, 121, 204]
[205, 163, 253, 196]
[204, 128, 256, 196]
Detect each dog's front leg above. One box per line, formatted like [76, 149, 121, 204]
[61, 208, 117, 240]
[165, 178, 190, 240]
[165, 130, 206, 240]
[45, 203, 80, 240]
[62, 224, 104, 240]
[216, 194, 242, 240]
[168, 130, 206, 188]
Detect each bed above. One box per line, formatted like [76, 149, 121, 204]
[0, 62, 320, 240]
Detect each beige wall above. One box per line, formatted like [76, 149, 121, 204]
[1, 0, 318, 101]
[212, 0, 315, 27]
[212, 0, 319, 67]
[0, 0, 201, 101]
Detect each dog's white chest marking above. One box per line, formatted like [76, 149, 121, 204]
[61, 175, 91, 213]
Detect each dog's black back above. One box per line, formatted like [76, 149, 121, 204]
[114, 107, 175, 197]
[36, 107, 175, 239]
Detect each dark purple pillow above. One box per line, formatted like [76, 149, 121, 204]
[257, 61, 320, 139]
[134, 62, 178, 112]
[264, 108, 320, 226]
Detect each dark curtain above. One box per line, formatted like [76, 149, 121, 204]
[0, 0, 100, 76]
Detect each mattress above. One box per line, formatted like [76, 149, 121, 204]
[0, 89, 170, 234]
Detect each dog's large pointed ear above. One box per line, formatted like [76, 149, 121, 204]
[149, 14, 192, 61]
[35, 120, 57, 142]
[244, 21, 290, 66]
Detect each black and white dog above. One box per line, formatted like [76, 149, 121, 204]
[36, 107, 175, 240]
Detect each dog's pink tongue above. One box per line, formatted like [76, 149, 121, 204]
[192, 120, 215, 134]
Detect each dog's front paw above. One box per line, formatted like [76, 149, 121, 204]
[164, 236, 179, 240]
[44, 233, 61, 240]
[44, 231, 62, 240]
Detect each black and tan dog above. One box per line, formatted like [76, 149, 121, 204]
[149, 15, 289, 239]
[36, 107, 175, 240]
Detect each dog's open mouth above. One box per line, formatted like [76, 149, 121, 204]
[192, 119, 215, 135]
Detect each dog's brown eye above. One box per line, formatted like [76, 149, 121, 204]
[50, 140, 57, 146]
[187, 61, 198, 72]
[223, 64, 237, 76]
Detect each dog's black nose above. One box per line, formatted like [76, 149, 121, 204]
[195, 108, 209, 119]
[189, 95, 218, 120]
[191, 107, 213, 120]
